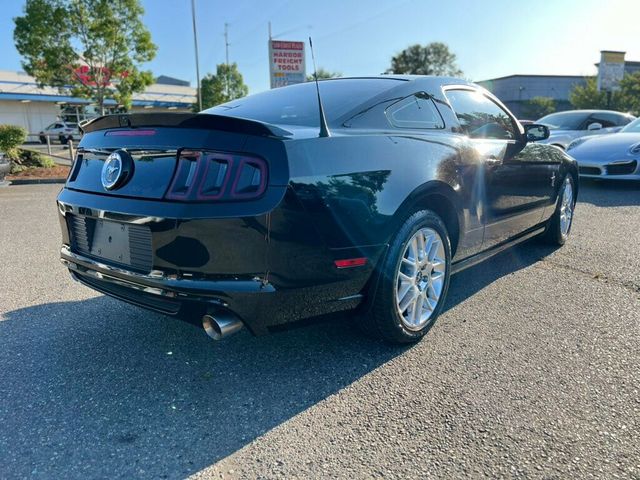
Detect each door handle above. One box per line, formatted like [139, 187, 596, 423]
[485, 155, 502, 165]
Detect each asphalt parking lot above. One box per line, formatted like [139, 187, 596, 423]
[0, 181, 638, 479]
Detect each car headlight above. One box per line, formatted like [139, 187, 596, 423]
[567, 137, 588, 151]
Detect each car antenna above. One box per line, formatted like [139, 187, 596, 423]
[308, 37, 330, 138]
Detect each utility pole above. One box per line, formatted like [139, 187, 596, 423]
[191, 0, 202, 111]
[224, 23, 230, 99]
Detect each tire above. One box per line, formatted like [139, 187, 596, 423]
[59, 135, 67, 145]
[362, 210, 452, 344]
[39, 136, 47, 144]
[542, 175, 575, 245]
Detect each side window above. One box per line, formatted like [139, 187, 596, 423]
[588, 113, 617, 128]
[54, 123, 64, 129]
[615, 114, 632, 126]
[444, 89, 516, 140]
[385, 93, 444, 129]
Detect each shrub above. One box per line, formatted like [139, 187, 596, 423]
[38, 155, 56, 168]
[8, 148, 55, 169]
[521, 97, 556, 120]
[14, 149, 55, 168]
[0, 125, 27, 158]
[10, 163, 26, 174]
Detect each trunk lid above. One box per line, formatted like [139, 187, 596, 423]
[67, 113, 290, 200]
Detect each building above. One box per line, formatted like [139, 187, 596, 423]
[0, 71, 196, 134]
[477, 75, 587, 119]
[478, 51, 640, 119]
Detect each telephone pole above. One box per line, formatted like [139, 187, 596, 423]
[191, 0, 202, 111]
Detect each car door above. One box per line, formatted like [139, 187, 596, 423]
[50, 123, 64, 134]
[444, 87, 556, 249]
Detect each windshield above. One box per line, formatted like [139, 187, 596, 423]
[205, 78, 401, 127]
[538, 111, 589, 130]
[621, 118, 640, 133]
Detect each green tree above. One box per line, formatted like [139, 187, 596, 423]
[569, 77, 609, 110]
[306, 68, 341, 82]
[617, 72, 640, 116]
[567, 76, 640, 113]
[387, 42, 463, 76]
[521, 97, 556, 119]
[197, 63, 248, 111]
[14, 0, 157, 114]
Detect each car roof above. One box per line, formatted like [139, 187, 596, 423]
[543, 109, 634, 116]
[319, 75, 475, 89]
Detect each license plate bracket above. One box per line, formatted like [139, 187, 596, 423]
[90, 219, 131, 265]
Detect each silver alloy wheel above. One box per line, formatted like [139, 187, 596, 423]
[559, 177, 574, 236]
[395, 227, 447, 331]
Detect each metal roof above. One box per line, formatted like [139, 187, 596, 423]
[0, 70, 196, 107]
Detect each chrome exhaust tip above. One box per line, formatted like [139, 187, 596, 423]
[202, 311, 243, 340]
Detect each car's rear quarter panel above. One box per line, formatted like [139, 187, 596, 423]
[284, 131, 480, 259]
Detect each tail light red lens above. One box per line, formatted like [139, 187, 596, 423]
[165, 150, 267, 202]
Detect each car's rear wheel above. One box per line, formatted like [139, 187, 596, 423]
[363, 210, 451, 344]
[542, 175, 575, 245]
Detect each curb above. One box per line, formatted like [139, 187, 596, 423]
[5, 178, 67, 185]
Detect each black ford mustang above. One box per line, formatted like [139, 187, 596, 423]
[57, 76, 577, 343]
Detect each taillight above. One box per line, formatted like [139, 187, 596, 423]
[165, 149, 267, 202]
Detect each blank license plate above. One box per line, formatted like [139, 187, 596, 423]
[90, 219, 131, 265]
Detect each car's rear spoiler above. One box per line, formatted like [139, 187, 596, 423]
[79, 113, 292, 138]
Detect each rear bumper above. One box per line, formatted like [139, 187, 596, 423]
[57, 188, 378, 335]
[61, 245, 276, 334]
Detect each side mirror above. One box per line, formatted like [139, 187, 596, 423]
[587, 122, 603, 131]
[524, 124, 550, 142]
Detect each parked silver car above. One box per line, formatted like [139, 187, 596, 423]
[567, 117, 640, 180]
[536, 110, 635, 150]
[38, 121, 82, 145]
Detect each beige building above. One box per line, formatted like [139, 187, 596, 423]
[0, 70, 196, 134]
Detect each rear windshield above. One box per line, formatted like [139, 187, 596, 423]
[205, 78, 401, 127]
[538, 111, 589, 130]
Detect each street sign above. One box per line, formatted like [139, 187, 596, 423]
[597, 51, 625, 92]
[269, 40, 306, 89]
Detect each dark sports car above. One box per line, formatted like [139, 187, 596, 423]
[57, 76, 578, 344]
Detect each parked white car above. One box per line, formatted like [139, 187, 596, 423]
[38, 121, 82, 145]
[536, 110, 635, 150]
[567, 117, 640, 180]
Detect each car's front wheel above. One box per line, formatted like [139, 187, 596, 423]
[363, 210, 452, 344]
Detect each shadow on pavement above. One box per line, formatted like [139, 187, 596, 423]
[0, 241, 555, 479]
[0, 296, 404, 479]
[577, 178, 640, 207]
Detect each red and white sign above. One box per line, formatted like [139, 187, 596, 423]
[269, 40, 306, 88]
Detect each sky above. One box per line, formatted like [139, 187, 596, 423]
[1, 0, 639, 94]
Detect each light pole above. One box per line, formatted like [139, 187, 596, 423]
[191, 0, 202, 111]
